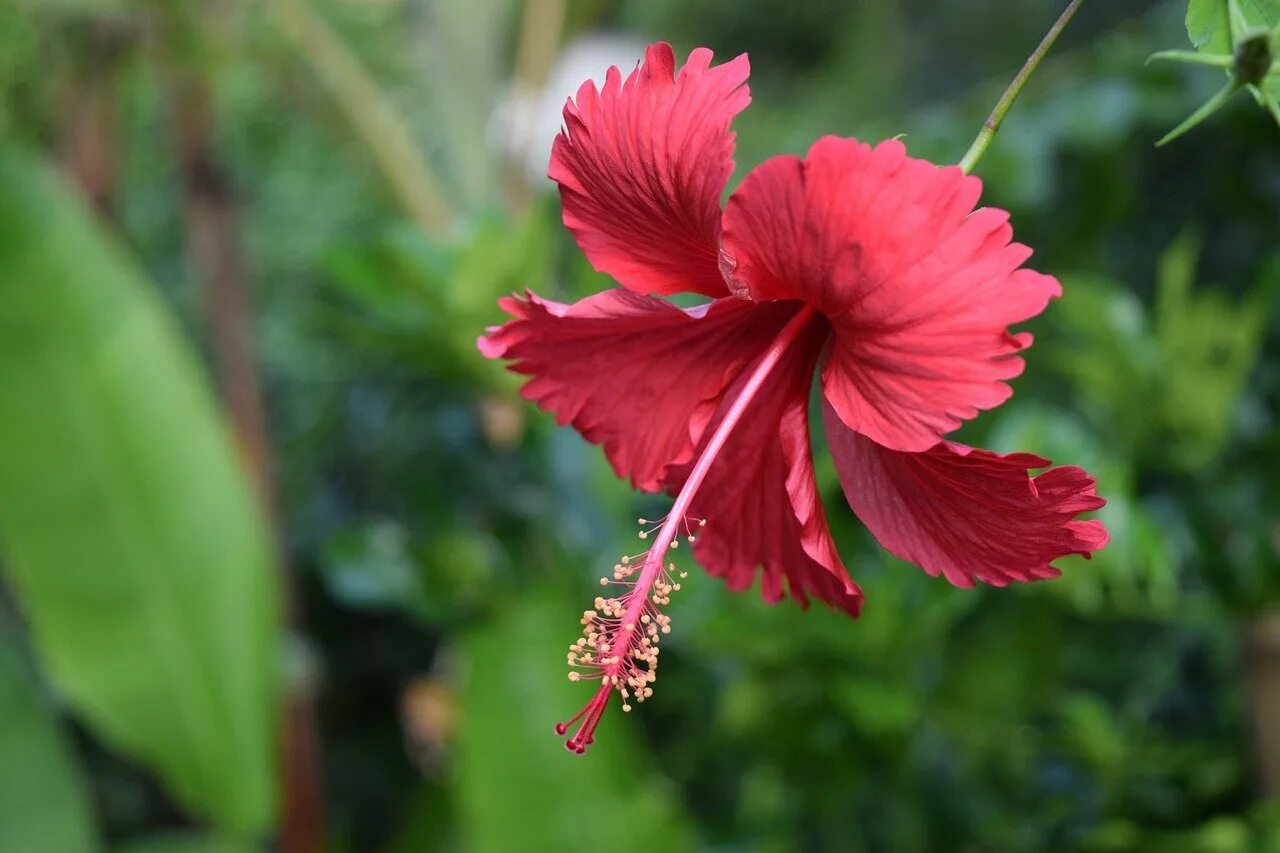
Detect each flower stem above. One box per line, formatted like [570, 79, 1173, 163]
[629, 305, 818, 611]
[1155, 78, 1243, 146]
[559, 304, 819, 752]
[958, 0, 1085, 175]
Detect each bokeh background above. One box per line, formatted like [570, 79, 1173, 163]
[2, 0, 1280, 850]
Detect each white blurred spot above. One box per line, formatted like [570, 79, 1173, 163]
[489, 34, 646, 188]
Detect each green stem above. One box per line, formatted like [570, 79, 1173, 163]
[1156, 78, 1243, 146]
[958, 0, 1085, 175]
[267, 0, 454, 233]
[1228, 0, 1251, 43]
[1146, 49, 1235, 69]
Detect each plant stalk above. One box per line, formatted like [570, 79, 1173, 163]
[959, 0, 1085, 175]
[1243, 613, 1280, 797]
[167, 21, 324, 845]
[268, 0, 454, 233]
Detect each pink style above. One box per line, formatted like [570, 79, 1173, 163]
[479, 42, 1109, 754]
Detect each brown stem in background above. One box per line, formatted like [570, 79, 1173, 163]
[172, 91, 274, 499]
[1243, 613, 1280, 798]
[56, 21, 132, 217]
[503, 0, 567, 211]
[170, 73, 324, 851]
[513, 0, 567, 90]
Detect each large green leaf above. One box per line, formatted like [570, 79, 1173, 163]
[1187, 0, 1280, 52]
[0, 632, 100, 852]
[0, 149, 278, 833]
[456, 587, 694, 853]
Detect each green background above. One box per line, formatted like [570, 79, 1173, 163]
[1, 1, 1279, 850]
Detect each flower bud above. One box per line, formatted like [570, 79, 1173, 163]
[1234, 29, 1274, 86]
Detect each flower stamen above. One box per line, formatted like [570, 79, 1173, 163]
[559, 520, 690, 752]
[556, 306, 820, 754]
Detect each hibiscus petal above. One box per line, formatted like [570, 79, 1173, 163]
[478, 289, 797, 492]
[721, 136, 1061, 452]
[550, 42, 749, 298]
[665, 315, 863, 616]
[822, 401, 1109, 588]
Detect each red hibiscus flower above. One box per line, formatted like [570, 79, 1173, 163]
[479, 42, 1108, 753]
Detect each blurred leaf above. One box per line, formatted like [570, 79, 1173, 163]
[266, 0, 454, 232]
[320, 521, 424, 612]
[1187, 0, 1280, 53]
[0, 149, 278, 833]
[384, 780, 457, 853]
[1153, 234, 1270, 468]
[15, 0, 127, 12]
[455, 587, 694, 852]
[831, 675, 921, 737]
[1051, 239, 1271, 472]
[317, 520, 498, 625]
[0, 633, 99, 853]
[323, 209, 555, 387]
[1049, 274, 1161, 449]
[1059, 693, 1127, 782]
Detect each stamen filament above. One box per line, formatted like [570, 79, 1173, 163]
[558, 305, 819, 753]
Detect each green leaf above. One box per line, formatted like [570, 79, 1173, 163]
[455, 587, 694, 853]
[1152, 233, 1271, 468]
[1156, 77, 1244, 145]
[317, 520, 498, 627]
[0, 148, 279, 833]
[323, 208, 554, 389]
[1147, 49, 1236, 68]
[1187, 0, 1280, 53]
[1048, 251, 1271, 473]
[1171, 0, 1280, 141]
[0, 632, 100, 852]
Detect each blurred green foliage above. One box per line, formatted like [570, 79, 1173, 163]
[1, 0, 1279, 851]
[1154, 0, 1280, 142]
[0, 631, 98, 852]
[0, 149, 278, 834]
